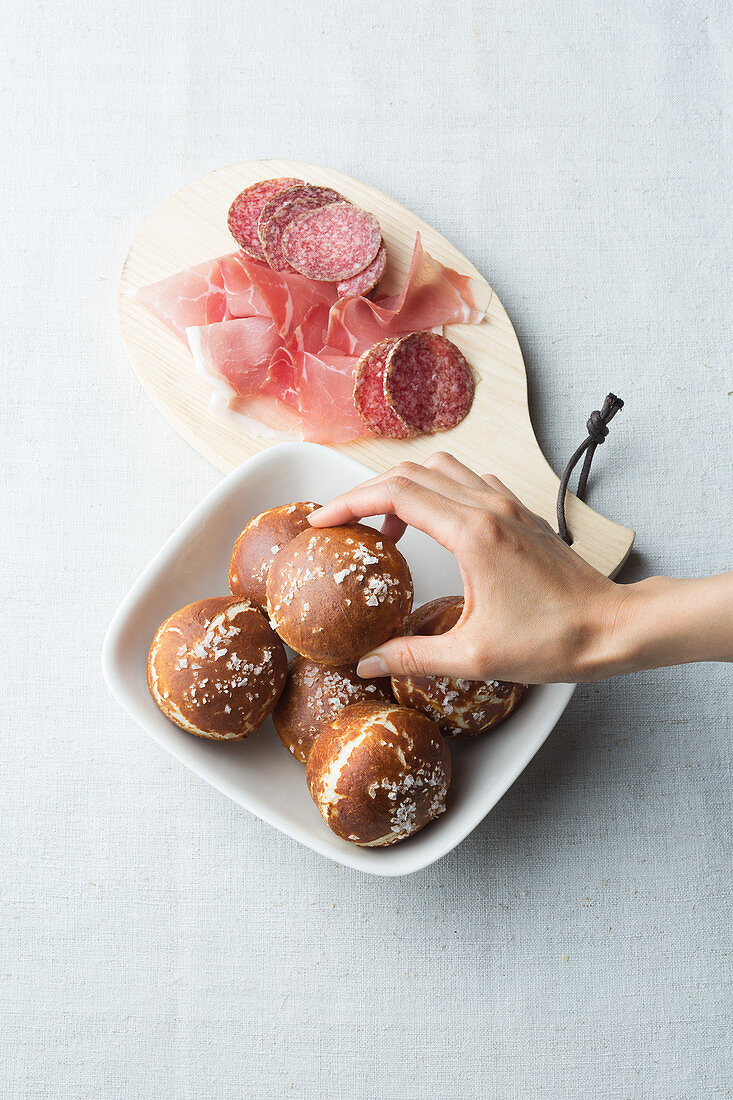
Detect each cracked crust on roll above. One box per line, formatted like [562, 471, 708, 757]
[390, 596, 527, 736]
[306, 702, 451, 846]
[147, 596, 287, 740]
[229, 501, 321, 611]
[266, 523, 413, 664]
[273, 656, 391, 765]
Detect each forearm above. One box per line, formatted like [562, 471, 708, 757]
[586, 573, 733, 680]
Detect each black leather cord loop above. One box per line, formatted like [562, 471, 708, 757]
[556, 394, 624, 545]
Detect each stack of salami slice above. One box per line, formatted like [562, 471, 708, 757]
[228, 179, 388, 299]
[354, 331, 474, 438]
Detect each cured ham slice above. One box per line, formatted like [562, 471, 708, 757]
[375, 234, 490, 323]
[188, 317, 365, 444]
[289, 303, 332, 354]
[208, 389, 304, 440]
[134, 257, 228, 340]
[296, 349, 366, 443]
[220, 254, 338, 339]
[208, 350, 367, 444]
[263, 343, 301, 409]
[326, 233, 490, 355]
[186, 317, 282, 401]
[263, 345, 367, 443]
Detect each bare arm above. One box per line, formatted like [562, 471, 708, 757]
[308, 453, 733, 684]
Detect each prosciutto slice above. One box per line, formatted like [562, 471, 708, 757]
[263, 343, 301, 409]
[289, 302, 332, 354]
[134, 257, 229, 340]
[208, 389, 304, 440]
[188, 318, 365, 443]
[262, 345, 366, 443]
[292, 348, 365, 443]
[220, 254, 338, 339]
[326, 233, 490, 355]
[186, 317, 282, 401]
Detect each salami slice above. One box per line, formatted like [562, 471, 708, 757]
[384, 331, 474, 434]
[353, 337, 416, 439]
[282, 202, 382, 281]
[337, 241, 387, 298]
[227, 178, 303, 258]
[258, 185, 343, 272]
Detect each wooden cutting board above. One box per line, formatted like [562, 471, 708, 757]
[118, 159, 634, 577]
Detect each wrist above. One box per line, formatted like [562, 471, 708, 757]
[571, 579, 643, 681]
[576, 573, 733, 680]
[604, 577, 670, 676]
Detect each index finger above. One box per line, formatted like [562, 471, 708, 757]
[308, 477, 466, 555]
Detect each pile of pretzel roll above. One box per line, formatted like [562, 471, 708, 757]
[147, 501, 527, 848]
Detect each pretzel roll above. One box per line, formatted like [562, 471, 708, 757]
[229, 501, 321, 610]
[390, 596, 527, 736]
[306, 702, 451, 846]
[273, 656, 392, 764]
[147, 596, 287, 740]
[266, 523, 413, 664]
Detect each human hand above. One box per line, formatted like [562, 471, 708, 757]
[308, 453, 630, 684]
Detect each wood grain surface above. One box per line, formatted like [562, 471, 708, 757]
[118, 159, 634, 577]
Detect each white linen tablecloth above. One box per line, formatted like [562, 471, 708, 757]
[1, 1, 731, 1096]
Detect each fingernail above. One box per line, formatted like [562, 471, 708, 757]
[357, 654, 388, 678]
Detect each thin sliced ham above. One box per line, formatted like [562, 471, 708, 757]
[134, 257, 229, 340]
[220, 254, 338, 339]
[186, 317, 282, 401]
[289, 302, 332, 354]
[189, 319, 365, 443]
[296, 349, 366, 443]
[326, 233, 490, 355]
[208, 389, 305, 440]
[264, 344, 301, 409]
[263, 345, 367, 443]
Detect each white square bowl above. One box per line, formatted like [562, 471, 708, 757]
[102, 443, 575, 876]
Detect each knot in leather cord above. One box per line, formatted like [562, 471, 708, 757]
[586, 409, 609, 444]
[556, 394, 624, 545]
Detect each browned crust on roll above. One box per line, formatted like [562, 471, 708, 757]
[266, 523, 413, 664]
[390, 596, 527, 736]
[273, 656, 391, 764]
[228, 501, 321, 611]
[306, 702, 451, 846]
[147, 596, 287, 741]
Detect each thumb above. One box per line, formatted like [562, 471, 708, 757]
[356, 631, 465, 680]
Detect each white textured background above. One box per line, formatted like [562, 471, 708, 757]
[2, 2, 731, 1097]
